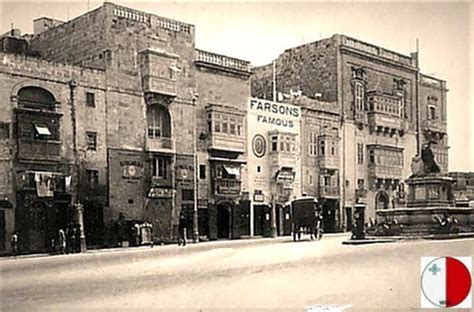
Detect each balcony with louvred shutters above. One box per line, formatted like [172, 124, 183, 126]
[366, 91, 406, 136]
[206, 104, 246, 154]
[139, 48, 179, 97]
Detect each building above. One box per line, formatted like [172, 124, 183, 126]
[251, 34, 449, 230]
[247, 98, 302, 237]
[0, 2, 251, 253]
[449, 172, 474, 203]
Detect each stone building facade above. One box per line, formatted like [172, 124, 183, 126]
[0, 2, 251, 253]
[251, 34, 449, 230]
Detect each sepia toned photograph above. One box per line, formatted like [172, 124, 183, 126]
[0, 0, 473, 310]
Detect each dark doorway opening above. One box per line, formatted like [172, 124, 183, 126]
[375, 191, 389, 210]
[217, 204, 230, 239]
[83, 201, 104, 246]
[0, 210, 5, 251]
[345, 207, 353, 231]
[322, 199, 337, 233]
[253, 204, 265, 236]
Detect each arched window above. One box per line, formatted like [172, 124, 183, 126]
[147, 105, 171, 139]
[18, 87, 55, 110]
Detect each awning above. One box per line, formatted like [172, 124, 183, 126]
[223, 165, 240, 176]
[34, 125, 51, 136]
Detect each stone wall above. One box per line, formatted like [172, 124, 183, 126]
[251, 37, 338, 102]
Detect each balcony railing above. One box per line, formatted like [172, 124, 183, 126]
[196, 49, 251, 74]
[17, 139, 60, 162]
[214, 178, 241, 196]
[208, 132, 245, 154]
[422, 119, 446, 134]
[340, 35, 414, 67]
[150, 176, 173, 189]
[319, 186, 340, 198]
[146, 137, 175, 153]
[141, 75, 177, 97]
[270, 152, 297, 169]
[318, 155, 339, 169]
[368, 164, 403, 180]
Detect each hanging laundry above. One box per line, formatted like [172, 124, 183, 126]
[36, 172, 54, 197]
[65, 176, 72, 192]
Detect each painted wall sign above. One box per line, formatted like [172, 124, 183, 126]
[121, 160, 143, 182]
[249, 98, 300, 130]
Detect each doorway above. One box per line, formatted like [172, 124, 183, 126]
[345, 207, 352, 231]
[217, 203, 231, 239]
[375, 191, 389, 210]
[253, 204, 265, 236]
[0, 210, 5, 252]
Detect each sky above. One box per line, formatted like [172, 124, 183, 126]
[1, 0, 472, 171]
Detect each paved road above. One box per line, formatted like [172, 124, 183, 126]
[1, 234, 473, 311]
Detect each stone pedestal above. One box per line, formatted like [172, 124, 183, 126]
[375, 175, 474, 236]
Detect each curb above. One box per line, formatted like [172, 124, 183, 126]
[342, 232, 474, 245]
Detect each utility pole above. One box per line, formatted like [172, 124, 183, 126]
[192, 94, 199, 243]
[271, 60, 277, 238]
[68, 79, 86, 252]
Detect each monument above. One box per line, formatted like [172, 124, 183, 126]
[375, 143, 474, 236]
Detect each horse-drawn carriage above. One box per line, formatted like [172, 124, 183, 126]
[291, 195, 323, 241]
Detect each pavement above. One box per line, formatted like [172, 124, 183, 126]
[1, 233, 473, 311]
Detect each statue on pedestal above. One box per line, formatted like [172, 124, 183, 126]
[410, 142, 440, 177]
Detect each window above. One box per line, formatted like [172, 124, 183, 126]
[199, 164, 206, 179]
[354, 82, 365, 111]
[319, 140, 326, 156]
[222, 122, 228, 134]
[271, 136, 278, 152]
[357, 143, 364, 164]
[86, 169, 99, 186]
[357, 179, 365, 190]
[214, 122, 220, 133]
[86, 92, 95, 107]
[229, 124, 236, 135]
[324, 176, 331, 186]
[0, 122, 9, 139]
[34, 124, 52, 141]
[152, 157, 168, 179]
[86, 131, 97, 150]
[147, 105, 171, 139]
[257, 166, 261, 173]
[330, 142, 336, 156]
[309, 174, 313, 185]
[309, 132, 317, 156]
[428, 106, 436, 120]
[182, 190, 194, 201]
[369, 149, 375, 164]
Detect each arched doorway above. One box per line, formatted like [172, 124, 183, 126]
[375, 191, 389, 210]
[217, 203, 231, 239]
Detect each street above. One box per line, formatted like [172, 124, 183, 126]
[1, 234, 473, 311]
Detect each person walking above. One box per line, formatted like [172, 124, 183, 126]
[178, 211, 188, 247]
[58, 228, 66, 254]
[11, 232, 18, 257]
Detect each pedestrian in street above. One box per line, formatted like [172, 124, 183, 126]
[58, 228, 66, 254]
[11, 232, 18, 257]
[74, 224, 81, 253]
[178, 211, 188, 247]
[66, 223, 76, 254]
